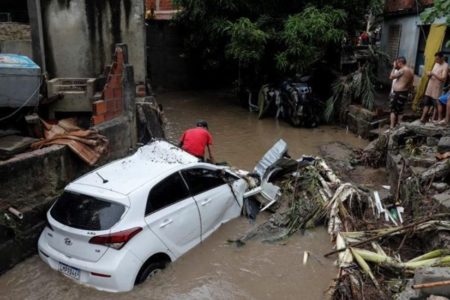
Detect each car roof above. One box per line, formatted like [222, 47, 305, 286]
[68, 140, 199, 196]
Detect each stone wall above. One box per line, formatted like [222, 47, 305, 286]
[29, 0, 146, 82]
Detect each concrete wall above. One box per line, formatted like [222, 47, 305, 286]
[379, 14, 421, 85]
[35, 0, 145, 82]
[381, 15, 420, 70]
[0, 40, 32, 58]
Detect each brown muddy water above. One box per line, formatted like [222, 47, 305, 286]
[0, 91, 367, 300]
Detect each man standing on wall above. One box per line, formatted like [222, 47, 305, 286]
[388, 56, 414, 129]
[420, 52, 449, 123]
[179, 120, 215, 163]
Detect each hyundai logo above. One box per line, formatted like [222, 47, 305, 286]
[64, 238, 72, 246]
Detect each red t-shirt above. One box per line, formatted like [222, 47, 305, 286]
[180, 127, 213, 157]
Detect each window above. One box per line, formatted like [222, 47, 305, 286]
[181, 168, 226, 196]
[415, 26, 430, 75]
[50, 192, 125, 230]
[146, 172, 190, 215]
[415, 27, 450, 75]
[387, 24, 402, 61]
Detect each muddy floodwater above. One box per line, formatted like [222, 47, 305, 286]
[0, 91, 367, 300]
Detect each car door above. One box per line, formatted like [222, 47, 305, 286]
[181, 167, 240, 240]
[144, 171, 201, 258]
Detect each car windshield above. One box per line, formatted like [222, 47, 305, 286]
[50, 191, 125, 230]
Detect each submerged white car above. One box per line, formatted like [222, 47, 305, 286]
[38, 140, 248, 292]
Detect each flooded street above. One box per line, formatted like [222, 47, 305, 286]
[0, 91, 367, 300]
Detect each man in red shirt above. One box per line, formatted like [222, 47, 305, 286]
[179, 120, 215, 162]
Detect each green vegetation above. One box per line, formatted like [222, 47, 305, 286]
[325, 46, 389, 122]
[421, 0, 450, 25]
[173, 0, 383, 87]
[421, 0, 450, 47]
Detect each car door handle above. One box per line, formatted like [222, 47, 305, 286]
[159, 219, 173, 228]
[201, 199, 212, 206]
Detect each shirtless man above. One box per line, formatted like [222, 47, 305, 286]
[389, 56, 414, 129]
[420, 52, 449, 123]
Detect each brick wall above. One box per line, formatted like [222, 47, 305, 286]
[385, 0, 433, 13]
[146, 0, 174, 10]
[91, 47, 125, 125]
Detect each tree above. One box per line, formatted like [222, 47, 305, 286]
[276, 6, 346, 73]
[421, 0, 450, 25]
[172, 0, 383, 88]
[421, 0, 450, 47]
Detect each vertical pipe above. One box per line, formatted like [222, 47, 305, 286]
[27, 0, 47, 73]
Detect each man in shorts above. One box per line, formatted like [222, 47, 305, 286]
[388, 56, 414, 129]
[420, 52, 449, 123]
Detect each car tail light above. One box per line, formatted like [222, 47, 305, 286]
[89, 227, 142, 250]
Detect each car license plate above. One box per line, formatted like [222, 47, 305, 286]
[59, 263, 80, 280]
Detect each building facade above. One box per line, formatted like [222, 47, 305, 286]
[381, 0, 448, 78]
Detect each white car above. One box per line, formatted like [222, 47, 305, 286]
[38, 140, 248, 292]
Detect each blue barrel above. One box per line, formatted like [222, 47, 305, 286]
[0, 54, 41, 108]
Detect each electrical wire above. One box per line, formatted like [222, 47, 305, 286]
[0, 76, 42, 122]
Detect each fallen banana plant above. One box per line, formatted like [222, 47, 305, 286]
[350, 247, 380, 290]
[351, 247, 450, 270]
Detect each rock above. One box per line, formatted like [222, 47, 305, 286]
[396, 280, 420, 300]
[428, 137, 440, 147]
[430, 232, 450, 249]
[364, 138, 379, 153]
[421, 160, 450, 183]
[405, 122, 450, 137]
[386, 152, 403, 188]
[348, 105, 376, 120]
[346, 105, 376, 139]
[388, 125, 410, 151]
[406, 152, 437, 169]
[432, 190, 450, 209]
[428, 296, 450, 300]
[411, 166, 428, 176]
[432, 182, 449, 193]
[414, 267, 450, 298]
[438, 137, 450, 154]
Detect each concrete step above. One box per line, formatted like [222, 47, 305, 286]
[0, 135, 38, 159]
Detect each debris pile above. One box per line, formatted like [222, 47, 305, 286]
[31, 118, 109, 166]
[234, 137, 450, 299]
